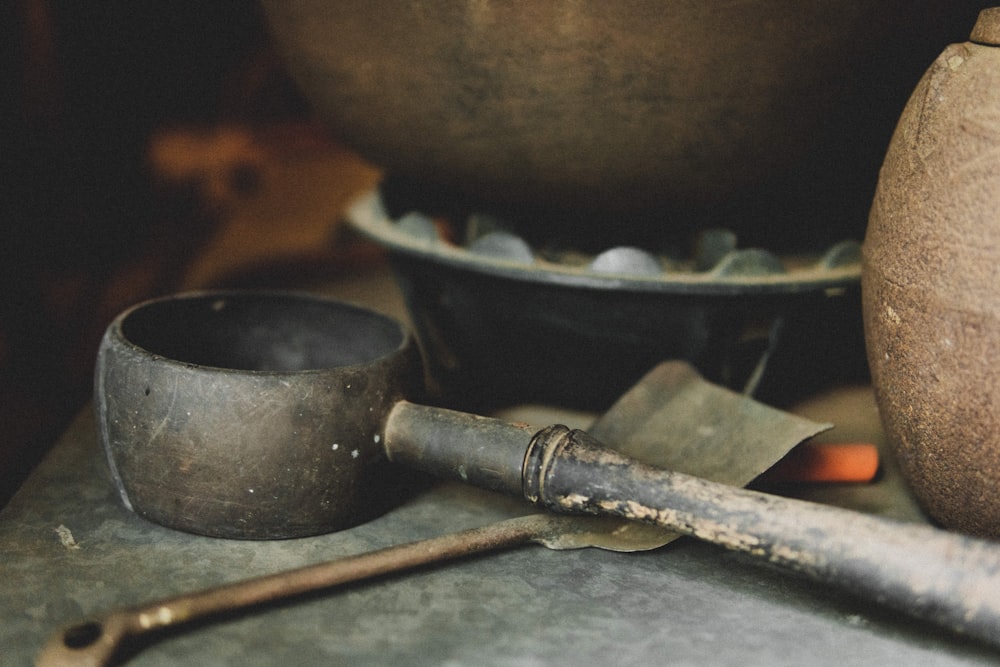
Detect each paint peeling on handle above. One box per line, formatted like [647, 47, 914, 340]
[522, 425, 1000, 648]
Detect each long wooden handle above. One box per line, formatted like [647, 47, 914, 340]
[524, 425, 1000, 648]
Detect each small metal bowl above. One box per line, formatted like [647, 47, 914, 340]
[94, 291, 423, 539]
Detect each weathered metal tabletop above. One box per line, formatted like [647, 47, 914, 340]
[2, 388, 999, 665]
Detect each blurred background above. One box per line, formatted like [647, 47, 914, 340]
[0, 1, 387, 505]
[0, 1, 987, 506]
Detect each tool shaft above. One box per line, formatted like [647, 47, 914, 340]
[526, 426, 1000, 648]
[36, 516, 544, 667]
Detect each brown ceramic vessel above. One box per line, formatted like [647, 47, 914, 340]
[863, 8, 1000, 539]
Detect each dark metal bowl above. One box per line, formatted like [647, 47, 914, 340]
[348, 192, 868, 410]
[95, 291, 423, 539]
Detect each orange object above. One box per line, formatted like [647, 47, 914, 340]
[762, 442, 880, 484]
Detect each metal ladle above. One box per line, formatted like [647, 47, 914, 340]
[40, 352, 827, 667]
[50, 292, 1000, 662]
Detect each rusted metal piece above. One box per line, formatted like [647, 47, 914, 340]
[35, 514, 572, 667]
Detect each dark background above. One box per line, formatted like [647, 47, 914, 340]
[0, 2, 990, 506]
[0, 1, 312, 504]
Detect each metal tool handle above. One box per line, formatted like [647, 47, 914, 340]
[36, 516, 546, 667]
[384, 402, 1000, 648]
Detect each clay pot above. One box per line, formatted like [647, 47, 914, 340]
[863, 8, 1000, 538]
[261, 1, 979, 245]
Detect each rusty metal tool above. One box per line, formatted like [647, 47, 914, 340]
[41, 370, 1000, 663]
[38, 359, 826, 665]
[67, 292, 1000, 660]
[35, 514, 613, 667]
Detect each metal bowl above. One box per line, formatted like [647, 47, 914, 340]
[94, 291, 423, 539]
[348, 191, 868, 410]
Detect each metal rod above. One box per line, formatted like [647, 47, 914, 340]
[36, 515, 550, 667]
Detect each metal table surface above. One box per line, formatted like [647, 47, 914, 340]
[2, 387, 1000, 666]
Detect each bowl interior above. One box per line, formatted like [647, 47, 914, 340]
[119, 292, 405, 373]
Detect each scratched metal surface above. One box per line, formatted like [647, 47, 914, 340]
[2, 405, 998, 666]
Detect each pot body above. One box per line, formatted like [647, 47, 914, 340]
[95, 291, 423, 539]
[863, 9, 1000, 538]
[262, 1, 978, 243]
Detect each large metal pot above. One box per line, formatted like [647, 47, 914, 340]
[261, 1, 981, 244]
